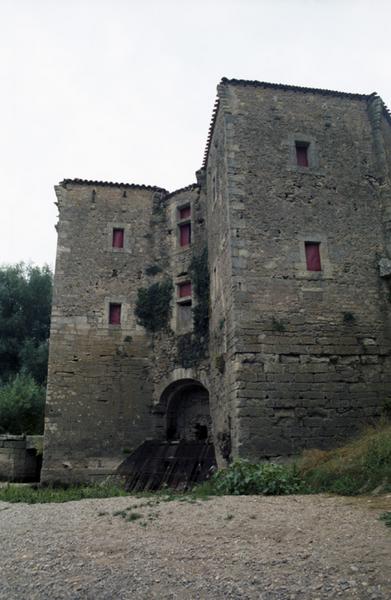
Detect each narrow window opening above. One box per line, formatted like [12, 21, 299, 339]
[176, 282, 192, 331]
[295, 142, 309, 167]
[179, 223, 191, 246]
[179, 205, 191, 220]
[112, 228, 124, 248]
[109, 303, 121, 325]
[305, 242, 321, 271]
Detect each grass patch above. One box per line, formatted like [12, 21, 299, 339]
[298, 421, 391, 495]
[0, 484, 128, 504]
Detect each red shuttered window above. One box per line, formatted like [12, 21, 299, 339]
[179, 223, 191, 247]
[296, 143, 309, 167]
[112, 228, 124, 248]
[179, 205, 191, 220]
[305, 242, 321, 271]
[178, 281, 192, 298]
[109, 303, 121, 324]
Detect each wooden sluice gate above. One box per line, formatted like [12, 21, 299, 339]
[116, 440, 217, 492]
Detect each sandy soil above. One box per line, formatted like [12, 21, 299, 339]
[0, 494, 390, 599]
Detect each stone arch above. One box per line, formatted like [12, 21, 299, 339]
[157, 379, 212, 442]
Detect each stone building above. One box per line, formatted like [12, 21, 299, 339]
[41, 78, 391, 484]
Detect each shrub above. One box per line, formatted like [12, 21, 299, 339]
[0, 373, 45, 435]
[209, 459, 306, 495]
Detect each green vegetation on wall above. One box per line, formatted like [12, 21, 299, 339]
[176, 249, 210, 368]
[189, 248, 209, 338]
[135, 279, 173, 333]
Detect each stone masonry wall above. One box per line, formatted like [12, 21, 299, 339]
[43, 79, 391, 483]
[41, 183, 162, 483]
[206, 105, 238, 464]
[212, 81, 391, 460]
[147, 186, 212, 441]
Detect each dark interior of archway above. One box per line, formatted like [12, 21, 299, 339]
[117, 382, 216, 492]
[166, 384, 212, 442]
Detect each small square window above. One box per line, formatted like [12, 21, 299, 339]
[109, 303, 121, 324]
[112, 228, 124, 248]
[178, 205, 191, 220]
[295, 142, 309, 167]
[305, 242, 321, 271]
[179, 223, 191, 247]
[178, 281, 192, 298]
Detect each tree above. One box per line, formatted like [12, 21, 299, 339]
[0, 374, 45, 435]
[0, 263, 53, 385]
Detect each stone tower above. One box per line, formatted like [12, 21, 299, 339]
[41, 78, 391, 484]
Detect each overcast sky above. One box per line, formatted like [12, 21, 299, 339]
[0, 0, 390, 268]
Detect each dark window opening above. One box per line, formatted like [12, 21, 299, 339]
[305, 242, 321, 271]
[179, 222, 191, 246]
[109, 303, 121, 324]
[194, 423, 208, 441]
[166, 425, 177, 441]
[112, 228, 124, 248]
[295, 142, 309, 167]
[179, 205, 191, 220]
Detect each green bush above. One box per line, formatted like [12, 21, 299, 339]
[0, 373, 45, 435]
[209, 459, 306, 495]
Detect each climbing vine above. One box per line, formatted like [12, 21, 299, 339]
[134, 279, 173, 333]
[176, 248, 210, 367]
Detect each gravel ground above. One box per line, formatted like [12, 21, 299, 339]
[0, 494, 390, 599]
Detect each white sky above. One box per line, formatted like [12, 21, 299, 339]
[0, 0, 390, 268]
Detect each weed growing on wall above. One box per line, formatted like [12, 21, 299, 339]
[189, 248, 210, 338]
[135, 279, 173, 333]
[176, 249, 210, 367]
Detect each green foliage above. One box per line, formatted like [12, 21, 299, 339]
[189, 248, 209, 338]
[379, 512, 391, 528]
[209, 459, 306, 495]
[0, 263, 52, 384]
[0, 483, 128, 504]
[176, 332, 206, 368]
[299, 421, 391, 495]
[176, 249, 210, 367]
[0, 374, 45, 435]
[145, 264, 163, 276]
[271, 317, 286, 332]
[134, 279, 173, 332]
[343, 312, 356, 325]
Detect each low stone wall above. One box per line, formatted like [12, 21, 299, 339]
[0, 435, 43, 482]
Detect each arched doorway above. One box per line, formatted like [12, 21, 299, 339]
[160, 379, 212, 442]
[117, 379, 216, 492]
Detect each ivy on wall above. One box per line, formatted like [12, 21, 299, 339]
[134, 279, 173, 333]
[176, 248, 210, 368]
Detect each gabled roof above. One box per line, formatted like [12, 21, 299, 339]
[165, 183, 199, 199]
[60, 178, 168, 194]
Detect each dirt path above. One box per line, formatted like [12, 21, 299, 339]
[0, 494, 390, 599]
